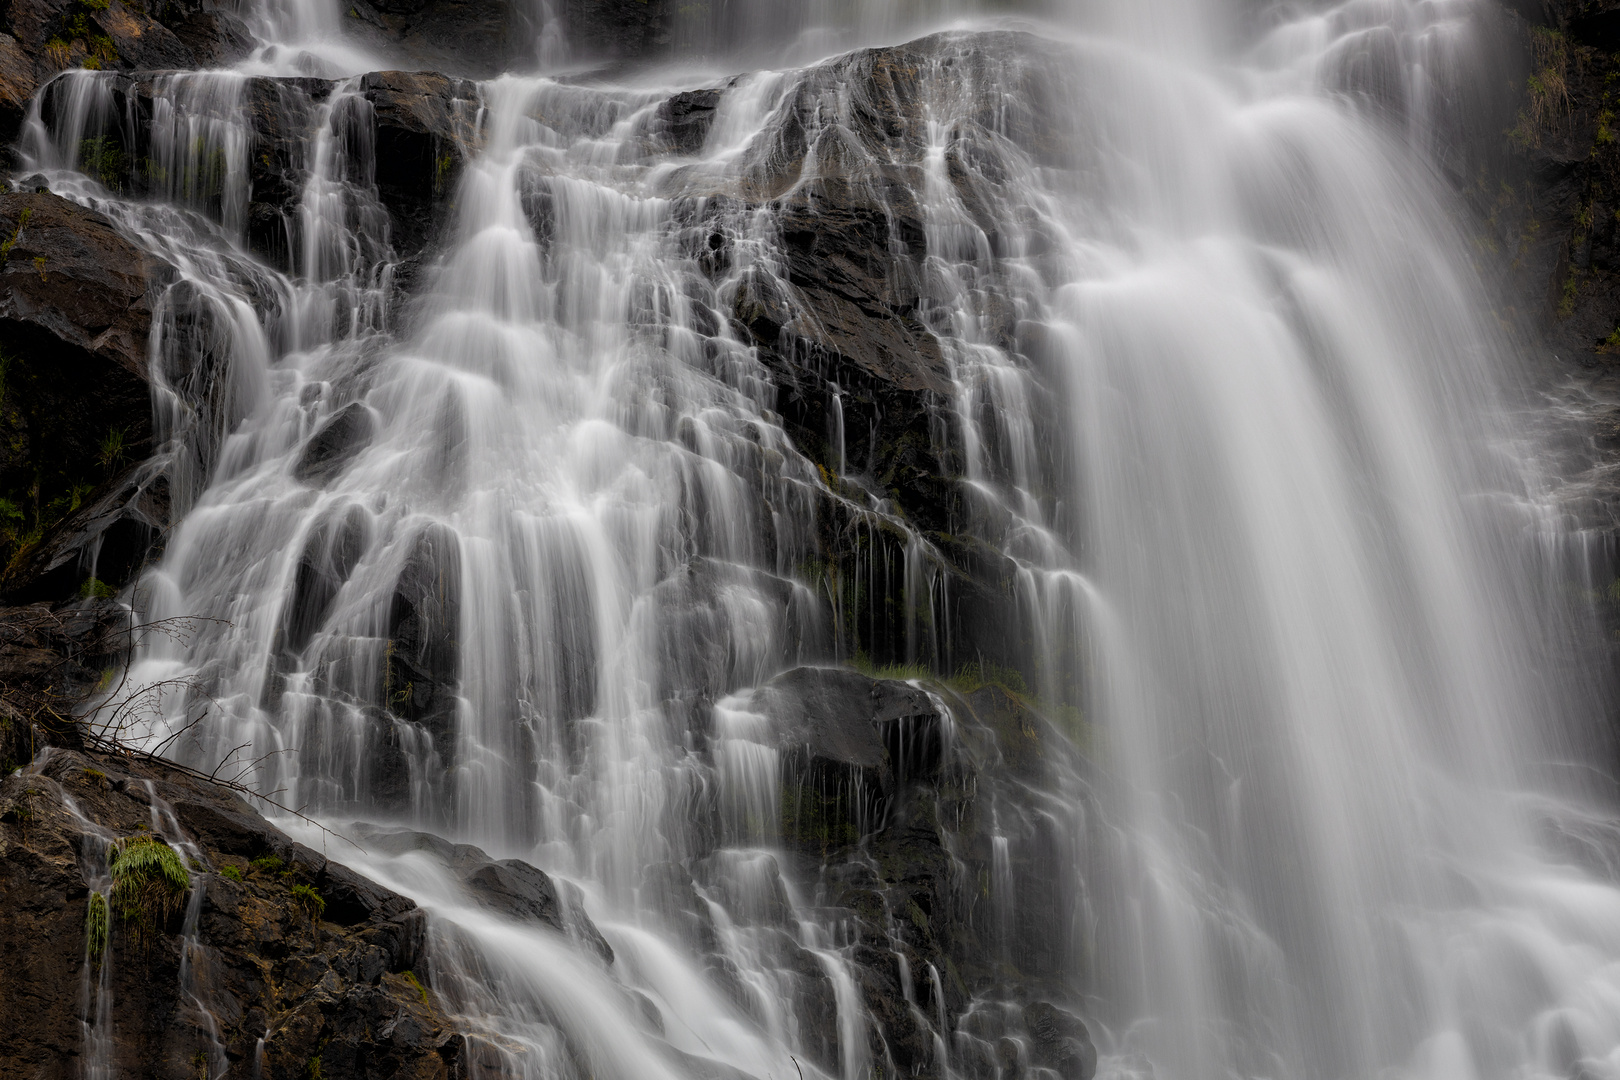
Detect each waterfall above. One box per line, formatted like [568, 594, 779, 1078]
[18, 0, 1620, 1078]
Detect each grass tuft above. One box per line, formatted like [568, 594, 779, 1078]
[109, 835, 190, 948]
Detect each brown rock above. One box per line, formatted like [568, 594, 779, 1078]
[0, 192, 161, 379]
[0, 745, 471, 1080]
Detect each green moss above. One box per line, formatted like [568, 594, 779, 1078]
[77, 136, 125, 191]
[851, 653, 929, 681]
[79, 577, 116, 600]
[780, 781, 860, 852]
[947, 659, 1026, 695]
[1559, 269, 1581, 318]
[306, 1056, 323, 1080]
[219, 865, 243, 883]
[0, 208, 31, 262]
[250, 854, 285, 875]
[82, 768, 106, 784]
[289, 882, 326, 923]
[85, 891, 108, 962]
[109, 835, 190, 948]
[401, 969, 428, 1003]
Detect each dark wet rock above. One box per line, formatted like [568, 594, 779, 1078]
[295, 401, 377, 485]
[642, 860, 723, 954]
[239, 70, 479, 268]
[659, 87, 723, 154]
[346, 0, 530, 78]
[736, 665, 1093, 1080]
[385, 523, 462, 766]
[0, 193, 173, 600]
[650, 557, 802, 712]
[0, 33, 35, 150]
[0, 598, 126, 759]
[0, 191, 162, 379]
[353, 824, 615, 964]
[1024, 1001, 1098, 1080]
[0, 0, 252, 154]
[36, 69, 477, 270]
[280, 505, 368, 662]
[0, 745, 467, 1080]
[556, 0, 674, 62]
[746, 665, 945, 851]
[361, 70, 483, 258]
[242, 76, 337, 265]
[4, 462, 171, 603]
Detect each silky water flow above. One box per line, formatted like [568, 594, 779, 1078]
[15, 0, 1620, 1078]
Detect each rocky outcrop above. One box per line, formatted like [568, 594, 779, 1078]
[651, 33, 1072, 677]
[353, 824, 616, 963]
[383, 522, 461, 774]
[0, 192, 172, 601]
[0, 744, 466, 1079]
[0, 0, 252, 151]
[734, 665, 1095, 1080]
[33, 68, 481, 272]
[358, 70, 483, 263]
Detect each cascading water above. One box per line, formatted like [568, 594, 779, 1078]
[18, 0, 1620, 1078]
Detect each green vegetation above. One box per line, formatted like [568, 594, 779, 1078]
[250, 854, 286, 875]
[780, 781, 860, 852]
[82, 768, 106, 784]
[85, 891, 108, 963]
[851, 653, 929, 681]
[97, 426, 127, 471]
[0, 208, 31, 262]
[79, 577, 116, 600]
[306, 1056, 323, 1080]
[109, 835, 190, 948]
[219, 865, 243, 883]
[46, 0, 118, 72]
[946, 659, 1026, 695]
[1559, 268, 1582, 319]
[289, 882, 326, 923]
[401, 970, 428, 1004]
[1509, 28, 1570, 148]
[77, 136, 126, 191]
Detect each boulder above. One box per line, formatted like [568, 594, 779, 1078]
[295, 401, 376, 485]
[745, 666, 945, 852]
[1023, 1001, 1098, 1080]
[360, 70, 483, 259]
[0, 191, 160, 379]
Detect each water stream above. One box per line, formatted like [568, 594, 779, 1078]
[16, 0, 1620, 1079]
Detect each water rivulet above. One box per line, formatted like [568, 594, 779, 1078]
[10, 0, 1620, 1078]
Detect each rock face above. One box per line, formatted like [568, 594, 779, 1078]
[353, 824, 616, 963]
[34, 68, 481, 272]
[347, 0, 526, 77]
[0, 0, 252, 150]
[0, 744, 466, 1080]
[731, 665, 1096, 1080]
[0, 193, 171, 601]
[555, 0, 674, 61]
